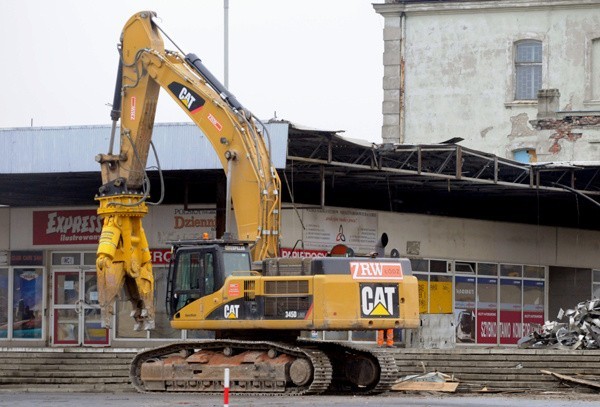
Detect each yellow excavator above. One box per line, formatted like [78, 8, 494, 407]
[95, 11, 419, 395]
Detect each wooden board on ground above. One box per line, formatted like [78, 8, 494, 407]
[540, 370, 600, 391]
[391, 381, 459, 392]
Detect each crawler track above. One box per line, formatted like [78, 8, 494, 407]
[130, 340, 332, 395]
[130, 339, 398, 396]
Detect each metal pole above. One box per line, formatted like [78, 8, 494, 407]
[224, 0, 229, 88]
[223, 368, 230, 407]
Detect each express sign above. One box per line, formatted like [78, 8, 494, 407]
[33, 210, 102, 245]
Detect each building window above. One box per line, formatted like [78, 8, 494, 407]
[515, 40, 542, 100]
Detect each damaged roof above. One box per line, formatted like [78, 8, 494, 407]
[1, 121, 600, 230]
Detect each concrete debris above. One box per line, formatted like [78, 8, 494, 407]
[519, 298, 600, 349]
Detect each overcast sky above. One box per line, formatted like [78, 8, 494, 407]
[0, 1, 384, 142]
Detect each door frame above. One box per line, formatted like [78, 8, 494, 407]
[52, 269, 109, 346]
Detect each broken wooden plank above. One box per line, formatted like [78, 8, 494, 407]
[476, 387, 528, 394]
[391, 381, 459, 392]
[540, 370, 600, 390]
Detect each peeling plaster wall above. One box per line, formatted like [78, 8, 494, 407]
[376, 1, 600, 161]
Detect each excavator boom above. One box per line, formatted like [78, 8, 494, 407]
[95, 11, 280, 329]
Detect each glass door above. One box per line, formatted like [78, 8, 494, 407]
[53, 270, 109, 346]
[82, 270, 108, 345]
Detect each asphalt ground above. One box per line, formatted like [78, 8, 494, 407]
[0, 392, 599, 407]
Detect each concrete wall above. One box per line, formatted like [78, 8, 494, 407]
[0, 208, 9, 250]
[5, 204, 600, 269]
[379, 211, 600, 269]
[375, 0, 600, 161]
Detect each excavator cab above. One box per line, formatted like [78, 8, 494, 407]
[166, 241, 252, 318]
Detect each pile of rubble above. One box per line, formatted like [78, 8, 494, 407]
[518, 298, 600, 349]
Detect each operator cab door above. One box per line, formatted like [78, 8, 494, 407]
[167, 247, 218, 318]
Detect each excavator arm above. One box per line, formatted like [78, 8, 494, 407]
[95, 11, 281, 329]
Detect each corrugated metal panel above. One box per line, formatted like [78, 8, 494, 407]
[0, 122, 289, 174]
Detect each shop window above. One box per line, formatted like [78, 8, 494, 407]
[455, 276, 476, 343]
[524, 265, 545, 279]
[455, 261, 475, 274]
[12, 268, 43, 339]
[478, 263, 498, 276]
[500, 264, 522, 278]
[499, 279, 522, 344]
[0, 268, 8, 339]
[116, 267, 183, 340]
[150, 268, 181, 339]
[523, 280, 545, 337]
[476, 276, 498, 344]
[430, 260, 449, 273]
[410, 259, 428, 272]
[83, 252, 97, 266]
[429, 275, 452, 314]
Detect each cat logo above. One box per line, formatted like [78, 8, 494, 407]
[360, 284, 399, 318]
[224, 304, 240, 319]
[167, 82, 206, 113]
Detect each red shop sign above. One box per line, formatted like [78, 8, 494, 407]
[33, 210, 102, 245]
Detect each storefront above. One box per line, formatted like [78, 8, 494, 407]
[1, 203, 598, 348]
[412, 259, 546, 346]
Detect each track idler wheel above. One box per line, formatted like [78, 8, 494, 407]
[289, 358, 313, 386]
[344, 354, 379, 387]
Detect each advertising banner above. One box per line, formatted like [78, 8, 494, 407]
[12, 268, 43, 339]
[33, 210, 102, 245]
[429, 278, 452, 314]
[150, 249, 173, 265]
[301, 208, 378, 253]
[455, 276, 476, 343]
[477, 309, 498, 344]
[10, 251, 44, 266]
[150, 208, 216, 245]
[500, 279, 523, 344]
[280, 248, 327, 258]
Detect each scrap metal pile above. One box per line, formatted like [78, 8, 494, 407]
[518, 298, 600, 349]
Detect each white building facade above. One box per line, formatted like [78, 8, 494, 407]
[374, 0, 600, 162]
